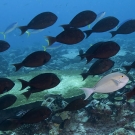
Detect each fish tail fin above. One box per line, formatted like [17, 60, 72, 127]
[25, 31, 30, 37]
[80, 88, 94, 100]
[22, 91, 31, 99]
[123, 65, 131, 73]
[60, 24, 70, 30]
[12, 63, 23, 71]
[3, 34, 6, 39]
[18, 26, 28, 35]
[78, 54, 85, 60]
[110, 31, 117, 38]
[46, 36, 56, 46]
[18, 79, 29, 90]
[83, 30, 93, 38]
[0, 32, 6, 39]
[81, 73, 89, 80]
[78, 49, 85, 60]
[88, 24, 91, 29]
[42, 45, 47, 51]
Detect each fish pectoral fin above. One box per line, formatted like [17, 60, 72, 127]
[111, 79, 120, 86]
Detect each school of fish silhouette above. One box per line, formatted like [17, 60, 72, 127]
[0, 10, 135, 131]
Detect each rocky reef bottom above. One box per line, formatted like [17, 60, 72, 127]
[0, 53, 135, 135]
[1, 93, 135, 135]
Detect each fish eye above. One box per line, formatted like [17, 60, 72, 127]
[122, 76, 123, 77]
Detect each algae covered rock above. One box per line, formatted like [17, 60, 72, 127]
[109, 128, 131, 135]
[92, 93, 109, 99]
[114, 96, 123, 101]
[124, 121, 135, 132]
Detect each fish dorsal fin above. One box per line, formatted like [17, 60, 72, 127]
[111, 79, 120, 86]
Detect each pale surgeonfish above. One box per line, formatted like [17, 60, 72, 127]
[96, 11, 106, 21]
[80, 72, 129, 100]
[0, 22, 18, 39]
[25, 29, 44, 37]
[88, 11, 106, 28]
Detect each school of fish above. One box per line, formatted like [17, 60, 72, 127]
[0, 9, 135, 131]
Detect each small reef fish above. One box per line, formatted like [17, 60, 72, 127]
[0, 40, 10, 52]
[63, 98, 89, 111]
[81, 59, 114, 80]
[25, 29, 44, 37]
[110, 19, 135, 37]
[0, 78, 15, 94]
[46, 28, 85, 46]
[61, 10, 97, 29]
[123, 61, 135, 73]
[78, 41, 120, 64]
[19, 106, 51, 124]
[12, 51, 51, 71]
[80, 72, 129, 100]
[0, 94, 17, 110]
[96, 11, 106, 21]
[42, 42, 62, 51]
[0, 22, 18, 39]
[88, 11, 106, 29]
[55, 98, 89, 114]
[18, 73, 60, 99]
[18, 12, 57, 35]
[84, 16, 119, 38]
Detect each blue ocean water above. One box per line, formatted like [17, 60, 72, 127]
[0, 0, 135, 49]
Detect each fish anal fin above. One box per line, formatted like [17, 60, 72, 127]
[110, 31, 117, 38]
[60, 24, 70, 30]
[81, 73, 89, 81]
[12, 63, 23, 71]
[83, 30, 93, 38]
[18, 79, 29, 90]
[86, 55, 93, 64]
[22, 91, 31, 99]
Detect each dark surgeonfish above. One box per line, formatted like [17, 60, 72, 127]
[19, 106, 51, 124]
[61, 10, 97, 29]
[84, 16, 119, 38]
[12, 51, 51, 71]
[46, 28, 85, 46]
[125, 87, 135, 100]
[123, 61, 135, 73]
[81, 59, 114, 80]
[110, 19, 135, 37]
[18, 73, 60, 99]
[0, 40, 10, 52]
[78, 41, 120, 64]
[0, 118, 20, 131]
[0, 78, 15, 94]
[19, 12, 58, 35]
[64, 98, 89, 111]
[0, 94, 17, 110]
[55, 98, 89, 114]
